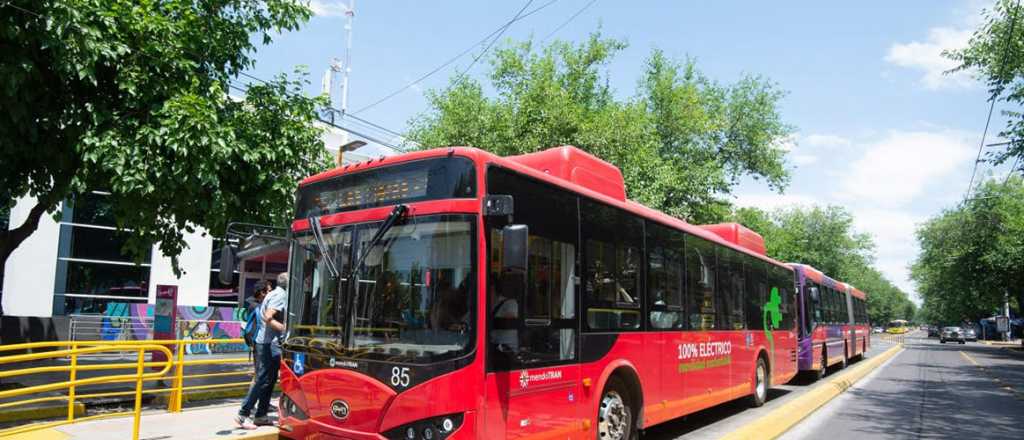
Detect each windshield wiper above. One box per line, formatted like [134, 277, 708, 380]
[353, 205, 408, 270]
[308, 216, 341, 278]
[344, 204, 408, 345]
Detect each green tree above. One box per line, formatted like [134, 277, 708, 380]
[407, 33, 793, 223]
[911, 177, 1024, 325]
[732, 205, 874, 278]
[732, 205, 913, 325]
[947, 0, 1024, 173]
[0, 0, 329, 315]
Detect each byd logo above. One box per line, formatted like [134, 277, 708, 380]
[330, 400, 350, 420]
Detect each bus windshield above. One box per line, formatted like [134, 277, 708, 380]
[285, 214, 476, 364]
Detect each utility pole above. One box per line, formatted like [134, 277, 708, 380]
[321, 0, 358, 166]
[1005, 291, 1012, 342]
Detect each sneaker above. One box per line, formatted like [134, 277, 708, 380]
[253, 416, 275, 427]
[234, 414, 257, 430]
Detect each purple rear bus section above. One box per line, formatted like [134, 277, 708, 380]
[793, 266, 814, 370]
[792, 264, 846, 372]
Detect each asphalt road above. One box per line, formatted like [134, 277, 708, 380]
[781, 332, 1024, 440]
[644, 336, 899, 440]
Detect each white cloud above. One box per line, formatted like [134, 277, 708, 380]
[803, 134, 852, 149]
[308, 0, 350, 17]
[791, 154, 818, 166]
[886, 26, 975, 89]
[837, 129, 976, 206]
[883, 0, 996, 90]
[774, 134, 798, 153]
[733, 193, 817, 212]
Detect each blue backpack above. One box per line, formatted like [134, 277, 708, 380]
[243, 309, 260, 347]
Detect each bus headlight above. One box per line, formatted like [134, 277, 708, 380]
[383, 413, 463, 440]
[280, 394, 308, 421]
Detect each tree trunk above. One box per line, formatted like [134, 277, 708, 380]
[0, 199, 53, 317]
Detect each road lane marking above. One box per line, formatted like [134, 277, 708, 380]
[960, 350, 1024, 401]
[959, 351, 979, 366]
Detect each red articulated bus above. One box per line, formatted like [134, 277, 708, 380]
[276, 146, 799, 440]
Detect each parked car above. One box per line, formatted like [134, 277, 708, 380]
[872, 326, 884, 334]
[963, 327, 977, 341]
[940, 326, 966, 344]
[927, 326, 940, 337]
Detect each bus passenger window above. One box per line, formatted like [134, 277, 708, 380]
[686, 235, 716, 330]
[647, 222, 684, 330]
[582, 199, 643, 331]
[485, 166, 579, 370]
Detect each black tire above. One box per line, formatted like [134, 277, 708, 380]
[960, 341, 965, 345]
[749, 356, 769, 407]
[597, 377, 638, 440]
[940, 339, 945, 344]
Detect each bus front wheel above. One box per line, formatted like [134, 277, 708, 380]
[598, 377, 637, 440]
[748, 356, 768, 407]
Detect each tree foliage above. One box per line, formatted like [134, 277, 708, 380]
[407, 33, 793, 223]
[0, 0, 330, 314]
[732, 205, 915, 325]
[947, 0, 1024, 172]
[911, 177, 1024, 324]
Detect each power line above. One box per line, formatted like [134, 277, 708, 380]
[238, 72, 412, 150]
[228, 81, 407, 152]
[445, 0, 535, 92]
[351, 0, 559, 115]
[965, 0, 1021, 199]
[542, 0, 599, 41]
[1003, 152, 1021, 186]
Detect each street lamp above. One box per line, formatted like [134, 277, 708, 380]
[337, 140, 367, 165]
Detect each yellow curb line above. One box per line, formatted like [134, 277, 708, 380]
[0, 428, 71, 440]
[718, 344, 904, 440]
[0, 403, 86, 424]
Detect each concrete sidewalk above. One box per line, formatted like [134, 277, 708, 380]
[9, 403, 279, 440]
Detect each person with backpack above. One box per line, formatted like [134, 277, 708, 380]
[235, 273, 288, 429]
[243, 281, 270, 366]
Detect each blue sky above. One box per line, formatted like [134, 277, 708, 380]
[249, 0, 1018, 301]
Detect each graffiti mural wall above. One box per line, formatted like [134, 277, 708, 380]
[101, 302, 251, 354]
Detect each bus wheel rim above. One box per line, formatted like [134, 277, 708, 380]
[756, 363, 767, 400]
[599, 390, 630, 440]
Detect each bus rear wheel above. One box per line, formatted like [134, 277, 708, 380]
[748, 356, 768, 407]
[598, 378, 637, 440]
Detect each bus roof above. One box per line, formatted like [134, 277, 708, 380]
[787, 263, 868, 299]
[299, 145, 791, 270]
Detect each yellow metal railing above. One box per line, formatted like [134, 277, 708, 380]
[0, 338, 251, 439]
[879, 333, 906, 344]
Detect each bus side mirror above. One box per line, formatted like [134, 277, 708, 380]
[810, 287, 820, 302]
[500, 224, 528, 298]
[218, 243, 237, 285]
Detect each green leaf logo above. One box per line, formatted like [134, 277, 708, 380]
[763, 287, 782, 355]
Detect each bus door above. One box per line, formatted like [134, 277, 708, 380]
[484, 275, 582, 440]
[483, 221, 583, 439]
[680, 237, 727, 411]
[844, 290, 856, 358]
